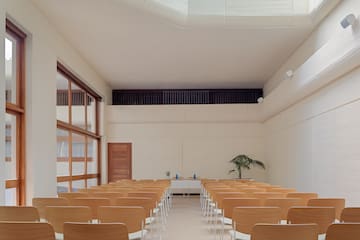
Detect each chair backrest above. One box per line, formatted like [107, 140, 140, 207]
[45, 206, 92, 233]
[287, 193, 318, 205]
[98, 206, 146, 233]
[308, 198, 345, 220]
[287, 207, 335, 234]
[0, 222, 55, 240]
[114, 197, 154, 218]
[69, 197, 111, 219]
[63, 222, 129, 240]
[90, 192, 127, 205]
[325, 223, 360, 240]
[340, 207, 360, 223]
[251, 223, 318, 240]
[232, 207, 282, 234]
[265, 198, 304, 219]
[32, 197, 69, 218]
[0, 206, 40, 222]
[215, 192, 250, 208]
[266, 188, 297, 193]
[222, 198, 263, 219]
[126, 193, 158, 206]
[249, 193, 287, 205]
[58, 192, 90, 200]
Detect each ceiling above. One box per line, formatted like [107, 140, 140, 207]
[32, 0, 337, 89]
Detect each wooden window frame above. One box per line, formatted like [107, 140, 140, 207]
[5, 19, 26, 205]
[56, 62, 102, 191]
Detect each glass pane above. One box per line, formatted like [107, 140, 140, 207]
[57, 182, 69, 193]
[72, 180, 85, 192]
[57, 129, 70, 177]
[87, 94, 96, 133]
[5, 113, 17, 180]
[5, 188, 17, 206]
[87, 138, 98, 174]
[71, 83, 86, 129]
[5, 35, 17, 104]
[72, 133, 85, 175]
[56, 72, 69, 123]
[87, 178, 98, 188]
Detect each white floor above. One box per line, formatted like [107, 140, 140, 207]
[160, 196, 231, 240]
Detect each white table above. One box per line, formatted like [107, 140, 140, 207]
[170, 179, 201, 195]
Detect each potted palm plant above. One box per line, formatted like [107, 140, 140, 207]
[228, 154, 265, 179]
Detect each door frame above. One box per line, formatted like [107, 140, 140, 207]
[107, 142, 132, 182]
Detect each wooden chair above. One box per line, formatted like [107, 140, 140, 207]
[287, 193, 318, 205]
[248, 193, 287, 205]
[45, 206, 92, 233]
[222, 198, 263, 222]
[251, 223, 318, 240]
[325, 223, 360, 240]
[98, 206, 147, 239]
[0, 222, 55, 240]
[265, 198, 304, 220]
[58, 192, 90, 200]
[340, 207, 360, 222]
[115, 197, 154, 219]
[266, 188, 297, 194]
[32, 197, 69, 219]
[287, 207, 335, 234]
[0, 206, 40, 222]
[308, 198, 345, 220]
[64, 222, 129, 240]
[69, 197, 111, 219]
[90, 192, 128, 205]
[231, 207, 281, 239]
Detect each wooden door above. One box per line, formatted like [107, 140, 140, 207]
[108, 143, 132, 182]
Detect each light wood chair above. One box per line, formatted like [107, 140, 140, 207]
[248, 193, 287, 205]
[69, 197, 111, 219]
[0, 206, 40, 222]
[325, 223, 360, 240]
[98, 206, 147, 239]
[287, 193, 318, 205]
[265, 198, 304, 220]
[266, 188, 297, 194]
[308, 198, 345, 220]
[32, 197, 69, 219]
[231, 207, 282, 239]
[251, 223, 318, 240]
[58, 192, 90, 200]
[45, 206, 92, 233]
[222, 198, 263, 222]
[63, 222, 129, 240]
[0, 222, 55, 240]
[90, 192, 128, 205]
[287, 207, 335, 234]
[340, 207, 360, 223]
[115, 197, 154, 219]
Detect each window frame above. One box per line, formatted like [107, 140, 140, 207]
[56, 62, 102, 191]
[5, 19, 26, 205]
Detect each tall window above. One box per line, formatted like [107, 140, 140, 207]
[56, 63, 101, 192]
[4, 20, 26, 205]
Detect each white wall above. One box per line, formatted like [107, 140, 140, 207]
[265, 66, 360, 206]
[264, 0, 360, 95]
[263, 0, 360, 206]
[1, 0, 111, 204]
[0, 0, 6, 204]
[107, 105, 266, 181]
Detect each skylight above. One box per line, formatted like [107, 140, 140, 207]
[148, 0, 327, 16]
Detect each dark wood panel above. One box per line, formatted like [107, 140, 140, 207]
[108, 143, 132, 182]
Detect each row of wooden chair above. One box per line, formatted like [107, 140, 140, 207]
[251, 223, 360, 240]
[0, 222, 129, 240]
